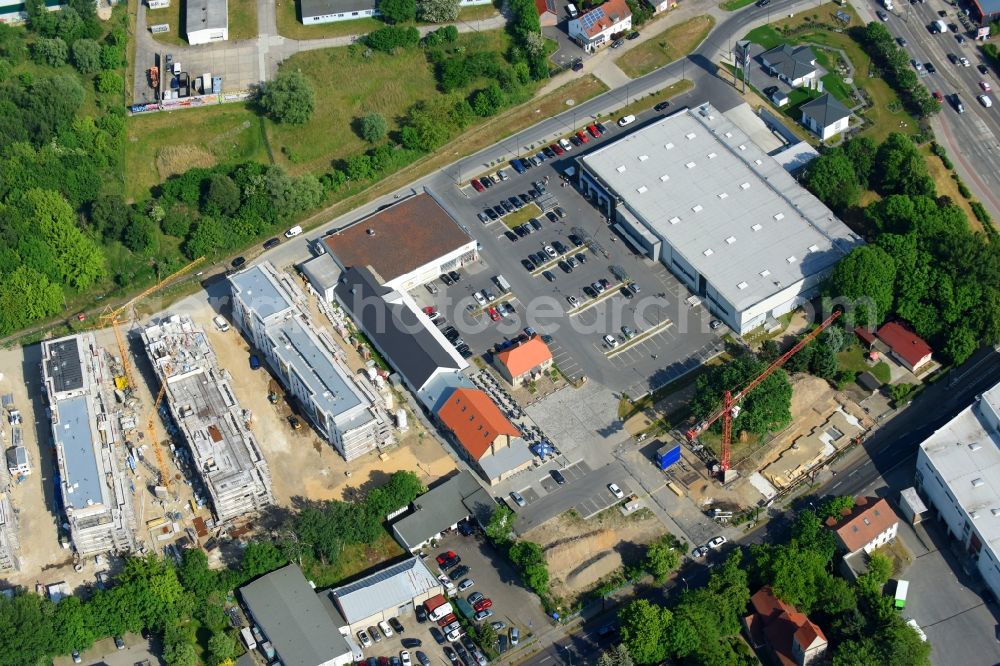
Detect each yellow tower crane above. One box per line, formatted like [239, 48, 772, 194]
[99, 257, 205, 391]
[145, 381, 171, 491]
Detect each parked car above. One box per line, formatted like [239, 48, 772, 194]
[554, 206, 567, 218]
[491, 621, 507, 632]
[708, 535, 728, 549]
[231, 256, 246, 268]
[587, 123, 602, 138]
[603, 334, 618, 349]
[450, 565, 470, 580]
[617, 114, 636, 127]
[415, 652, 431, 666]
[400, 650, 412, 666]
[474, 609, 494, 621]
[550, 143, 565, 156]
[468, 592, 485, 605]
[448, 270, 461, 282]
[550, 469, 567, 485]
[379, 620, 394, 637]
[114, 636, 125, 650]
[572, 59, 584, 71]
[510, 627, 520, 645]
[401, 638, 422, 648]
[608, 483, 625, 498]
[566, 294, 579, 307]
[263, 237, 280, 250]
[444, 646, 459, 663]
[471, 179, 485, 193]
[458, 578, 475, 591]
[610, 38, 625, 48]
[981, 80, 992, 92]
[369, 626, 382, 642]
[389, 617, 405, 634]
[416, 605, 428, 623]
[430, 627, 446, 644]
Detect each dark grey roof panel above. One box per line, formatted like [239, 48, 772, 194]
[46, 339, 83, 393]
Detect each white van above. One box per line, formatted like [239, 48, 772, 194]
[566, 3, 578, 17]
[979, 94, 993, 108]
[493, 274, 511, 293]
[212, 315, 230, 332]
[284, 225, 303, 238]
[618, 114, 636, 127]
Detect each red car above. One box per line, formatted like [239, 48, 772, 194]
[423, 306, 437, 315]
[473, 598, 493, 612]
[587, 124, 601, 138]
[488, 307, 500, 322]
[550, 143, 565, 156]
[470, 179, 485, 193]
[933, 90, 944, 102]
[436, 551, 456, 566]
[437, 613, 457, 627]
[576, 130, 589, 143]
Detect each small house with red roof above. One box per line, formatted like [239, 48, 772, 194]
[876, 321, 933, 374]
[743, 587, 828, 666]
[534, 0, 558, 26]
[568, 0, 632, 52]
[495, 336, 553, 386]
[436, 387, 533, 484]
[825, 496, 899, 556]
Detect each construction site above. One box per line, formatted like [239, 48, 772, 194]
[140, 313, 274, 526]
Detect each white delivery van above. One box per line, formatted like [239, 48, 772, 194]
[493, 274, 511, 293]
[566, 3, 578, 17]
[212, 315, 230, 332]
[618, 114, 636, 127]
[979, 94, 993, 107]
[284, 225, 303, 238]
[240, 627, 257, 651]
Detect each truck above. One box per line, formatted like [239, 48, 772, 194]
[424, 594, 453, 621]
[454, 597, 476, 621]
[493, 274, 511, 293]
[893, 579, 909, 609]
[240, 627, 257, 651]
[655, 442, 682, 470]
[147, 65, 159, 89]
[201, 72, 211, 94]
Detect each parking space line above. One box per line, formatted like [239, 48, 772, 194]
[605, 320, 674, 358]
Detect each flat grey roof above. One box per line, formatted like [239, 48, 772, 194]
[334, 267, 463, 391]
[55, 395, 105, 509]
[186, 0, 227, 32]
[240, 565, 352, 666]
[300, 253, 342, 293]
[392, 471, 496, 549]
[331, 557, 440, 624]
[580, 103, 862, 312]
[478, 441, 534, 482]
[301, 0, 375, 17]
[269, 317, 369, 422]
[230, 264, 295, 322]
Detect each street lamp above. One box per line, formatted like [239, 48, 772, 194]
[680, 575, 689, 591]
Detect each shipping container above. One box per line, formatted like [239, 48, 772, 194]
[655, 443, 681, 470]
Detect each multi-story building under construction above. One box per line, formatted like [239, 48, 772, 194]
[41, 334, 136, 556]
[140, 314, 274, 524]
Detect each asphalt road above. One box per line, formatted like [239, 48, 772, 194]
[858, 0, 1000, 220]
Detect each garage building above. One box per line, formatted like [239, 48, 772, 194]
[577, 102, 863, 334]
[329, 556, 442, 631]
[186, 0, 228, 45]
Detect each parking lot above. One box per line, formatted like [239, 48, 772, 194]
[434, 125, 725, 400]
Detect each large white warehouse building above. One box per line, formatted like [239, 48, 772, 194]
[577, 103, 863, 334]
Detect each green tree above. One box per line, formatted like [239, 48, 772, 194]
[644, 536, 681, 582]
[689, 356, 793, 437]
[809, 343, 839, 380]
[183, 217, 226, 259]
[843, 136, 877, 187]
[207, 631, 237, 665]
[417, 0, 459, 22]
[164, 640, 198, 666]
[0, 592, 57, 666]
[889, 382, 914, 403]
[380, 0, 417, 22]
[89, 194, 131, 240]
[238, 541, 288, 584]
[0, 265, 64, 335]
[203, 174, 241, 216]
[51, 595, 94, 655]
[122, 214, 155, 252]
[618, 599, 672, 664]
[829, 245, 896, 328]
[472, 83, 506, 116]
[259, 70, 315, 125]
[875, 132, 935, 197]
[70, 38, 100, 73]
[942, 325, 978, 365]
[359, 112, 388, 143]
[32, 37, 68, 66]
[96, 70, 123, 94]
[485, 505, 515, 545]
[758, 339, 780, 363]
[832, 638, 883, 666]
[20, 188, 106, 289]
[804, 149, 862, 212]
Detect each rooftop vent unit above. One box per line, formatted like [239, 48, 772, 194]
[786, 256, 797, 264]
[973, 478, 986, 488]
[718, 192, 728, 199]
[367, 228, 375, 236]
[774, 213, 785, 221]
[754, 159, 763, 166]
[740, 182, 750, 190]
[617, 165, 626, 173]
[703, 248, 713, 256]
[665, 142, 675, 150]
[724, 132, 733, 138]
[686, 162, 696, 169]
[660, 174, 670, 182]
[692, 204, 703, 212]
[638, 155, 649, 161]
[760, 269, 770, 277]
[637, 186, 648, 194]
[739, 144, 747, 151]
[737, 281, 749, 290]
[669, 216, 680, 225]
[708, 152, 717, 159]
[726, 236, 736, 244]
[970, 443, 983, 452]
[686, 133, 697, 140]
[809, 244, 820, 252]
[751, 223, 763, 231]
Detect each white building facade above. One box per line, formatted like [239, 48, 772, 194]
[915, 381, 1000, 601]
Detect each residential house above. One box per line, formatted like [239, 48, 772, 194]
[743, 586, 828, 666]
[759, 44, 818, 87]
[875, 321, 934, 374]
[495, 336, 553, 386]
[535, 0, 558, 26]
[436, 387, 533, 484]
[567, 0, 632, 52]
[391, 471, 495, 552]
[645, 0, 677, 12]
[825, 496, 900, 556]
[800, 93, 851, 140]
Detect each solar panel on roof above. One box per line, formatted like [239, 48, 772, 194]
[580, 6, 605, 29]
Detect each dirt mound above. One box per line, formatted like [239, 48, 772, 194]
[789, 373, 835, 419]
[565, 551, 622, 590]
[155, 144, 217, 180]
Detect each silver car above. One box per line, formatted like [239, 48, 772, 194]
[510, 491, 527, 507]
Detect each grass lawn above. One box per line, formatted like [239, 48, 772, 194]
[820, 73, 852, 104]
[125, 102, 271, 199]
[504, 204, 541, 228]
[744, 24, 784, 50]
[922, 146, 983, 232]
[146, 0, 188, 46]
[228, 0, 259, 40]
[302, 533, 405, 588]
[838, 346, 891, 384]
[720, 0, 756, 10]
[276, 1, 498, 39]
[267, 30, 510, 174]
[616, 15, 716, 79]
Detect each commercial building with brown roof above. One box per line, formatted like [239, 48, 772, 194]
[743, 587, 827, 666]
[436, 388, 533, 485]
[322, 192, 478, 291]
[495, 337, 553, 386]
[824, 496, 899, 555]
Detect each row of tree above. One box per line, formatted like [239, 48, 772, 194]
[856, 22, 938, 118]
[485, 506, 553, 605]
[805, 132, 1000, 365]
[615, 497, 931, 665]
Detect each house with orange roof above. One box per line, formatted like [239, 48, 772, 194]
[875, 321, 933, 374]
[568, 0, 631, 52]
[743, 587, 828, 666]
[825, 496, 900, 556]
[534, 0, 558, 26]
[436, 387, 534, 484]
[495, 336, 553, 386]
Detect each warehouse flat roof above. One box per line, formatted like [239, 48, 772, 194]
[54, 395, 105, 509]
[323, 194, 472, 284]
[241, 565, 352, 666]
[920, 382, 1000, 556]
[580, 103, 862, 312]
[331, 556, 440, 624]
[301, 0, 375, 17]
[186, 0, 228, 32]
[230, 264, 295, 322]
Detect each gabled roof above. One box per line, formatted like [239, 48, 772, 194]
[323, 193, 472, 285]
[854, 326, 877, 347]
[334, 267, 463, 392]
[534, 0, 556, 16]
[800, 93, 852, 127]
[391, 471, 496, 549]
[496, 337, 553, 377]
[760, 44, 816, 81]
[824, 496, 899, 553]
[330, 557, 440, 624]
[876, 321, 933, 368]
[574, 0, 631, 38]
[436, 388, 519, 461]
[748, 587, 827, 666]
[239, 564, 352, 665]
